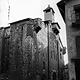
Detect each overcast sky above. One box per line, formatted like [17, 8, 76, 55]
[0, 0, 68, 64]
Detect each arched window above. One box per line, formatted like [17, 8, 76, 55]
[53, 71, 57, 80]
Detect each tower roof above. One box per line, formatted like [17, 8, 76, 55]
[43, 5, 55, 13]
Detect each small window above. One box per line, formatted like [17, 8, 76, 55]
[54, 52, 55, 60]
[76, 36, 80, 57]
[43, 53, 44, 57]
[43, 62, 45, 69]
[74, 4, 80, 22]
[60, 53, 62, 59]
[75, 11, 80, 22]
[51, 50, 53, 59]
[56, 54, 57, 61]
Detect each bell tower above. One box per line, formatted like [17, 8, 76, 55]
[43, 5, 55, 22]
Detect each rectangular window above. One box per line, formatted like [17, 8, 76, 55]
[43, 53, 44, 57]
[76, 36, 80, 58]
[43, 62, 45, 69]
[75, 11, 80, 22]
[60, 53, 62, 59]
[54, 51, 55, 60]
[74, 4, 80, 22]
[51, 50, 53, 59]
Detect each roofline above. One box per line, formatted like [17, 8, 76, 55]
[9, 17, 42, 24]
[43, 7, 52, 12]
[9, 18, 33, 24]
[57, 0, 71, 21]
[0, 26, 10, 30]
[51, 22, 61, 29]
[43, 7, 55, 13]
[43, 5, 55, 13]
[4, 26, 10, 29]
[57, 0, 65, 21]
[59, 36, 64, 48]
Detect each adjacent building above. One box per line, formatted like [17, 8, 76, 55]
[57, 0, 80, 80]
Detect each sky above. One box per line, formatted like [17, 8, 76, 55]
[0, 0, 68, 64]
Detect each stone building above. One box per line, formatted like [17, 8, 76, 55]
[0, 5, 65, 80]
[37, 5, 66, 80]
[0, 18, 41, 80]
[9, 18, 41, 80]
[57, 0, 80, 80]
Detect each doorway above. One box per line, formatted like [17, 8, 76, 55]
[53, 71, 56, 80]
[75, 61, 80, 80]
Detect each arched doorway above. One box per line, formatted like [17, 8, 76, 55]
[53, 71, 57, 80]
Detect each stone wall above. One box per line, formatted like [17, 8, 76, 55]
[9, 19, 40, 80]
[0, 27, 4, 74]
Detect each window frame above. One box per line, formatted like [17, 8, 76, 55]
[74, 4, 80, 22]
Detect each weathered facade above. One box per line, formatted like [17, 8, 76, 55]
[37, 21, 59, 80]
[57, 0, 80, 80]
[37, 21, 65, 80]
[0, 18, 41, 80]
[0, 27, 10, 79]
[0, 27, 4, 75]
[0, 5, 65, 80]
[63, 64, 69, 80]
[37, 5, 66, 80]
[9, 18, 41, 80]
